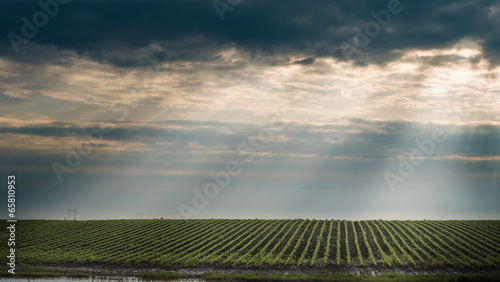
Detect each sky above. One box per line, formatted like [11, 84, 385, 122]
[0, 0, 499, 220]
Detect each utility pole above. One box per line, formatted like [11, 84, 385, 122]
[74, 208, 77, 220]
[68, 209, 71, 220]
[136, 212, 143, 219]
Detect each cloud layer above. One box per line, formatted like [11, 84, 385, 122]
[2, 0, 500, 67]
[0, 0, 498, 219]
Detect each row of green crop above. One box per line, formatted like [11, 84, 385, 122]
[9, 219, 500, 269]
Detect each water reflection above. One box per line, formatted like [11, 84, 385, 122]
[1, 278, 206, 282]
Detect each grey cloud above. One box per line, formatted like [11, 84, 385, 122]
[1, 0, 499, 68]
[2, 119, 498, 158]
[293, 57, 316, 65]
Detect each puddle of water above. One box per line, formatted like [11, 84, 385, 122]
[1, 278, 205, 282]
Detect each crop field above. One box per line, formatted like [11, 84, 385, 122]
[4, 219, 500, 271]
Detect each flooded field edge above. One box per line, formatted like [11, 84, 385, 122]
[1, 264, 500, 281]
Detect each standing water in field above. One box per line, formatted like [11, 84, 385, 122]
[0, 278, 207, 282]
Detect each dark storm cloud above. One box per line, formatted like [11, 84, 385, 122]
[1, 0, 499, 67]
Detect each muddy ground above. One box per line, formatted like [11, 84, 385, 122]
[33, 263, 500, 277]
